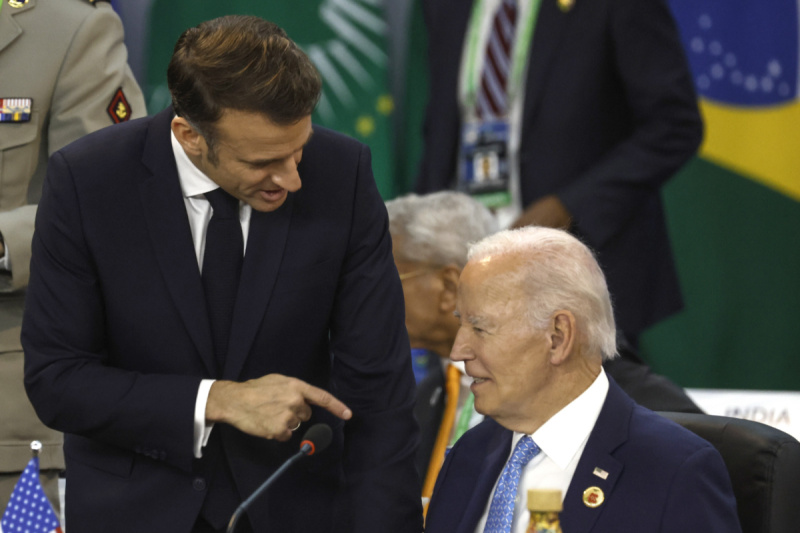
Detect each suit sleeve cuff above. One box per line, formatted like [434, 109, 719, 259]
[194, 379, 215, 458]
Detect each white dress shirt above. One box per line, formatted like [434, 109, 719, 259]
[474, 368, 610, 533]
[170, 131, 251, 458]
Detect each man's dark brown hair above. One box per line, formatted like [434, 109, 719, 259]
[167, 15, 321, 156]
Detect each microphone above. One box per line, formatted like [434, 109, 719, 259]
[226, 423, 333, 533]
[298, 423, 333, 457]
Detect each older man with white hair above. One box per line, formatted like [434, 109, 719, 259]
[387, 192, 497, 503]
[424, 226, 740, 533]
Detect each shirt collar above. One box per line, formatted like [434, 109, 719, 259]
[512, 367, 609, 469]
[448, 360, 467, 375]
[170, 130, 220, 199]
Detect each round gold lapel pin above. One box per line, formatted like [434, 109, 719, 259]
[583, 486, 605, 508]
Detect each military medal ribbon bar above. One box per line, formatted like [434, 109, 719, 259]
[0, 98, 33, 123]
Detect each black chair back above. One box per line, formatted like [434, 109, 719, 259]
[660, 411, 800, 533]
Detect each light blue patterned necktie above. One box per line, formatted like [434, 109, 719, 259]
[483, 435, 540, 533]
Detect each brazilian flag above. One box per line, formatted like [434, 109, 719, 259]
[642, 0, 800, 390]
[144, 0, 397, 198]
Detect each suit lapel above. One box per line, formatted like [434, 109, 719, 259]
[139, 108, 216, 375]
[521, 0, 576, 128]
[457, 425, 512, 533]
[223, 198, 293, 380]
[0, 0, 32, 53]
[562, 380, 632, 533]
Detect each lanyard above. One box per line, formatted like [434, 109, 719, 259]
[461, 0, 543, 113]
[450, 392, 476, 446]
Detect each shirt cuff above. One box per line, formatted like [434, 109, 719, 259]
[194, 379, 216, 458]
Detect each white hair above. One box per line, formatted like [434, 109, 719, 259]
[386, 191, 498, 268]
[468, 226, 618, 360]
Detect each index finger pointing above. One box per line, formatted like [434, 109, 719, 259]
[302, 383, 352, 420]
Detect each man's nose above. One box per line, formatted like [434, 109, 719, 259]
[272, 157, 302, 192]
[450, 328, 472, 362]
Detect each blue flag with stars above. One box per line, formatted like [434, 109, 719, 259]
[0, 456, 62, 533]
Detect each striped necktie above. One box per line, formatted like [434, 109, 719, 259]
[476, 0, 519, 120]
[483, 435, 540, 533]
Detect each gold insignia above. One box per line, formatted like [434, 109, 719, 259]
[583, 486, 604, 508]
[557, 0, 575, 12]
[115, 101, 128, 120]
[8, 0, 29, 8]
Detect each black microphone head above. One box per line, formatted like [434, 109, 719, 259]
[300, 423, 332, 456]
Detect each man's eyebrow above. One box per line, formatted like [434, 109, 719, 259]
[466, 315, 485, 326]
[455, 311, 485, 327]
[239, 129, 314, 166]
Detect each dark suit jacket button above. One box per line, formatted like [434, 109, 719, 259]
[193, 477, 207, 491]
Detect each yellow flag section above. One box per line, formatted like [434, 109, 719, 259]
[699, 97, 800, 203]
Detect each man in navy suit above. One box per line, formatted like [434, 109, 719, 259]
[415, 0, 703, 346]
[22, 15, 421, 533]
[425, 226, 740, 533]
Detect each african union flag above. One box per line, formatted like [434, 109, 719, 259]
[641, 0, 800, 391]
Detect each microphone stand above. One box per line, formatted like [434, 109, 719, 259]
[225, 442, 313, 533]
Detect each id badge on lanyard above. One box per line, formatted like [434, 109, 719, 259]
[458, 120, 512, 208]
[456, 0, 541, 209]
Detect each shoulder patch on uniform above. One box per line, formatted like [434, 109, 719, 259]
[107, 88, 132, 124]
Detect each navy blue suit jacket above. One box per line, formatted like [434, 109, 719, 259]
[425, 379, 741, 533]
[415, 0, 703, 338]
[22, 108, 422, 532]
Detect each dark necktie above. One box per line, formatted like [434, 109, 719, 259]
[201, 188, 244, 373]
[476, 0, 519, 120]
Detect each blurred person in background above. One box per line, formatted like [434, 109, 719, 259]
[0, 0, 145, 514]
[414, 0, 703, 349]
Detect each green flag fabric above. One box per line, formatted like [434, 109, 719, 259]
[641, 1, 800, 390]
[145, 0, 397, 198]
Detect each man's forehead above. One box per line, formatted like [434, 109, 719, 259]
[458, 259, 523, 315]
[216, 109, 311, 134]
[461, 254, 522, 290]
[215, 111, 313, 155]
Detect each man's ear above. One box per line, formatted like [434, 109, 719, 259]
[171, 116, 205, 157]
[548, 310, 576, 365]
[438, 264, 461, 313]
